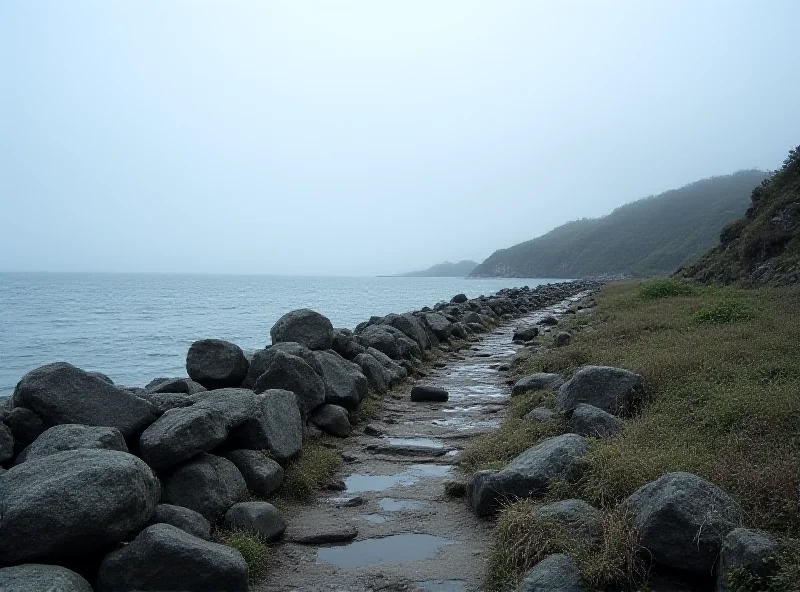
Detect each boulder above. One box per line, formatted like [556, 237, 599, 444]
[12, 363, 158, 438]
[531, 499, 601, 542]
[223, 449, 284, 498]
[451, 293, 468, 304]
[462, 311, 483, 326]
[540, 315, 559, 326]
[422, 312, 453, 341]
[467, 434, 589, 517]
[331, 330, 366, 361]
[451, 322, 469, 339]
[223, 501, 286, 542]
[366, 347, 407, 385]
[357, 325, 401, 359]
[518, 554, 585, 592]
[88, 371, 114, 384]
[242, 342, 325, 389]
[146, 377, 206, 395]
[718, 528, 778, 590]
[383, 313, 431, 351]
[623, 472, 745, 574]
[554, 331, 572, 347]
[410, 385, 449, 402]
[556, 366, 643, 415]
[514, 326, 539, 342]
[225, 390, 303, 463]
[186, 339, 249, 389]
[0, 449, 160, 564]
[271, 308, 334, 350]
[512, 373, 565, 397]
[525, 407, 557, 423]
[353, 352, 389, 394]
[161, 454, 247, 521]
[381, 325, 423, 360]
[0, 564, 93, 592]
[96, 523, 248, 592]
[150, 504, 212, 540]
[568, 404, 624, 438]
[310, 404, 352, 438]
[313, 350, 368, 410]
[15, 424, 127, 465]
[135, 391, 194, 414]
[253, 351, 325, 417]
[0, 422, 13, 463]
[3, 407, 46, 455]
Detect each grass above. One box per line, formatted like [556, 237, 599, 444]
[215, 529, 270, 583]
[480, 280, 800, 589]
[637, 277, 698, 300]
[279, 439, 342, 501]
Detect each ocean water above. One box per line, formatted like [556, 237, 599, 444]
[0, 273, 565, 395]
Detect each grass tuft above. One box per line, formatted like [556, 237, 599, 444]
[694, 295, 754, 324]
[638, 278, 698, 300]
[215, 529, 270, 583]
[279, 440, 342, 501]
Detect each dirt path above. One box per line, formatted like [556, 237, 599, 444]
[258, 293, 587, 592]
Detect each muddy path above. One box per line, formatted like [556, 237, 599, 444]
[258, 293, 587, 592]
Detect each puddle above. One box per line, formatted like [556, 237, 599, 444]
[432, 417, 501, 430]
[445, 450, 460, 457]
[346, 465, 452, 493]
[418, 580, 467, 592]
[315, 534, 452, 568]
[443, 405, 487, 413]
[358, 514, 389, 524]
[379, 497, 424, 511]
[388, 437, 444, 449]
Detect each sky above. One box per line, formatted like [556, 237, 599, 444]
[1, 1, 799, 276]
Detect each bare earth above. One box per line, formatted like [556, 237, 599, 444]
[257, 295, 584, 592]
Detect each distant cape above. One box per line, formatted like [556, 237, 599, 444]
[388, 260, 478, 277]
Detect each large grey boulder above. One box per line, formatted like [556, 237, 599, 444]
[12, 362, 158, 438]
[15, 424, 127, 465]
[423, 312, 453, 341]
[518, 554, 585, 592]
[410, 385, 449, 402]
[313, 350, 368, 410]
[135, 391, 194, 414]
[242, 342, 325, 389]
[365, 347, 407, 385]
[3, 407, 46, 453]
[623, 472, 745, 574]
[384, 313, 431, 351]
[353, 352, 389, 394]
[0, 449, 160, 564]
[186, 339, 249, 389]
[146, 377, 206, 395]
[225, 390, 302, 463]
[568, 404, 624, 438]
[512, 373, 565, 397]
[310, 404, 352, 438]
[253, 351, 326, 417]
[380, 325, 423, 360]
[525, 407, 557, 423]
[0, 422, 13, 463]
[223, 501, 286, 542]
[0, 564, 93, 592]
[531, 499, 601, 542]
[467, 434, 589, 517]
[161, 454, 247, 521]
[223, 449, 284, 498]
[357, 325, 401, 359]
[513, 326, 539, 342]
[271, 308, 334, 350]
[556, 366, 643, 415]
[150, 504, 212, 540]
[331, 330, 366, 361]
[97, 523, 248, 592]
[718, 528, 778, 590]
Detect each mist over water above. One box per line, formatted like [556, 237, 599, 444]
[0, 273, 563, 394]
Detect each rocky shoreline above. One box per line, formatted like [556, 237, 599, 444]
[0, 279, 599, 591]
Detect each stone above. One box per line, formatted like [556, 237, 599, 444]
[554, 331, 572, 347]
[467, 434, 589, 517]
[271, 308, 335, 350]
[513, 326, 539, 341]
[0, 449, 160, 564]
[410, 385, 449, 402]
[225, 390, 303, 463]
[88, 371, 114, 384]
[186, 339, 249, 389]
[366, 347, 408, 385]
[96, 523, 248, 592]
[518, 554, 584, 592]
[512, 373, 565, 396]
[357, 324, 402, 359]
[12, 362, 158, 438]
[310, 404, 352, 438]
[718, 528, 778, 590]
[354, 352, 390, 394]
[253, 351, 326, 417]
[161, 454, 247, 521]
[135, 391, 194, 414]
[146, 377, 206, 395]
[568, 404, 624, 438]
[223, 501, 286, 542]
[223, 449, 284, 498]
[313, 350, 368, 410]
[0, 422, 13, 463]
[422, 312, 453, 341]
[540, 315, 559, 326]
[243, 342, 326, 389]
[451, 293, 468, 303]
[444, 479, 467, 497]
[525, 407, 557, 423]
[383, 313, 431, 351]
[623, 472, 745, 574]
[532, 499, 601, 542]
[556, 365, 643, 415]
[288, 521, 358, 544]
[15, 424, 127, 465]
[3, 407, 46, 456]
[150, 504, 212, 540]
[331, 330, 367, 361]
[0, 564, 93, 592]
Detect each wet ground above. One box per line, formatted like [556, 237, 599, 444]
[258, 293, 589, 592]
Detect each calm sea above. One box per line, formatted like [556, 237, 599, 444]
[0, 273, 565, 395]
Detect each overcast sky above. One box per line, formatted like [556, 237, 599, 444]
[1, 1, 798, 275]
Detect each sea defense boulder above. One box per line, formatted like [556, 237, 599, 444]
[556, 365, 642, 415]
[0, 564, 93, 592]
[568, 404, 624, 438]
[312, 350, 368, 410]
[511, 373, 565, 396]
[309, 404, 352, 438]
[160, 454, 247, 521]
[518, 554, 585, 592]
[225, 390, 303, 464]
[353, 352, 390, 394]
[15, 424, 127, 465]
[186, 339, 249, 389]
[270, 308, 335, 350]
[223, 501, 286, 542]
[149, 504, 212, 540]
[252, 351, 326, 417]
[222, 450, 284, 498]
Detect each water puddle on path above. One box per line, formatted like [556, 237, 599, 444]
[379, 498, 424, 511]
[358, 514, 389, 524]
[315, 534, 453, 568]
[417, 580, 467, 592]
[387, 437, 444, 448]
[345, 464, 452, 493]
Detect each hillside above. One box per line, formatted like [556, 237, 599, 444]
[470, 170, 767, 278]
[393, 260, 478, 277]
[679, 147, 800, 285]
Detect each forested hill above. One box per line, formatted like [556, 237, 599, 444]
[679, 147, 800, 286]
[393, 260, 478, 277]
[470, 170, 767, 278]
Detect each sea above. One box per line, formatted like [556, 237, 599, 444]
[0, 273, 566, 396]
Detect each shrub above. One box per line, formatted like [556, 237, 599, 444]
[637, 278, 697, 300]
[694, 296, 754, 324]
[215, 529, 270, 582]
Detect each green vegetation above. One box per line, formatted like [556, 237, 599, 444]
[215, 529, 270, 582]
[637, 278, 697, 300]
[393, 259, 478, 277]
[681, 146, 800, 286]
[483, 280, 800, 589]
[469, 170, 766, 278]
[279, 440, 342, 501]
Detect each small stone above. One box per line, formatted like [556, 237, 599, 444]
[223, 502, 286, 542]
[363, 424, 383, 437]
[288, 522, 358, 545]
[328, 496, 364, 508]
[410, 385, 449, 402]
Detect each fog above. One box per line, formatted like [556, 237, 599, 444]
[1, 1, 798, 276]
